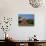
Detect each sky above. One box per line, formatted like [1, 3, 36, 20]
[19, 14, 34, 20]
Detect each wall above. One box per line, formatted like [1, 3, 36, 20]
[0, 0, 46, 40]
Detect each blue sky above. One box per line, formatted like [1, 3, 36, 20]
[19, 14, 34, 20]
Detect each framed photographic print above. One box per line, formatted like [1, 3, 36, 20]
[18, 14, 34, 26]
